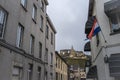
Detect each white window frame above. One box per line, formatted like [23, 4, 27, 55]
[21, 0, 27, 8]
[39, 42, 42, 58]
[32, 5, 37, 20]
[16, 24, 24, 48]
[30, 35, 34, 54]
[0, 7, 7, 38]
[40, 16, 43, 30]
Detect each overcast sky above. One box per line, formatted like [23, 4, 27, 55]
[47, 0, 89, 52]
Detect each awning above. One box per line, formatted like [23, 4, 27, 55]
[87, 66, 97, 79]
[84, 41, 91, 51]
[109, 53, 120, 77]
[104, 0, 120, 17]
[85, 16, 95, 34]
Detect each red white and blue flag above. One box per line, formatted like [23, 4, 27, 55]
[88, 19, 101, 39]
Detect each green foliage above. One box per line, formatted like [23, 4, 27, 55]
[66, 58, 86, 68]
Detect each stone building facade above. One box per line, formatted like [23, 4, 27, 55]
[55, 51, 68, 80]
[85, 0, 120, 80]
[0, 0, 56, 80]
[60, 47, 87, 80]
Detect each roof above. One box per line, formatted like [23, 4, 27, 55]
[46, 14, 57, 34]
[55, 51, 69, 66]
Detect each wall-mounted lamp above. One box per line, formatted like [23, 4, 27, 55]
[104, 55, 109, 63]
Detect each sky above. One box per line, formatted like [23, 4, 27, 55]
[47, 0, 89, 52]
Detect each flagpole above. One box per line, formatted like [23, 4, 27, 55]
[100, 27, 107, 43]
[95, 15, 107, 43]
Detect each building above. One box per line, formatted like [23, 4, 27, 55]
[84, 0, 120, 80]
[60, 47, 87, 80]
[0, 0, 56, 80]
[55, 51, 68, 80]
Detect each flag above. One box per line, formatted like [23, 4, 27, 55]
[88, 19, 101, 39]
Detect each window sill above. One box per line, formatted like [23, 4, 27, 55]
[110, 29, 120, 35]
[20, 4, 27, 12]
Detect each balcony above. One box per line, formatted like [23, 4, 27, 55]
[104, 0, 120, 17]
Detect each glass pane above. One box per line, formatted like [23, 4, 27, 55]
[111, 14, 120, 31]
[32, 7, 35, 19]
[0, 10, 5, 24]
[16, 26, 21, 47]
[21, 0, 25, 6]
[30, 36, 32, 54]
[40, 16, 43, 29]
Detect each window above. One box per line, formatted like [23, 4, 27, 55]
[61, 74, 62, 80]
[46, 25, 49, 39]
[110, 13, 120, 33]
[39, 42, 42, 58]
[60, 61, 62, 69]
[56, 72, 58, 80]
[37, 67, 41, 80]
[45, 48, 48, 63]
[27, 64, 33, 80]
[16, 24, 24, 48]
[12, 66, 22, 80]
[32, 4, 37, 21]
[50, 73, 53, 80]
[40, 16, 43, 30]
[51, 33, 53, 44]
[50, 53, 53, 64]
[45, 72, 47, 80]
[30, 35, 35, 54]
[70, 65, 73, 70]
[56, 57, 58, 67]
[0, 7, 7, 38]
[21, 0, 27, 8]
[41, 2, 44, 12]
